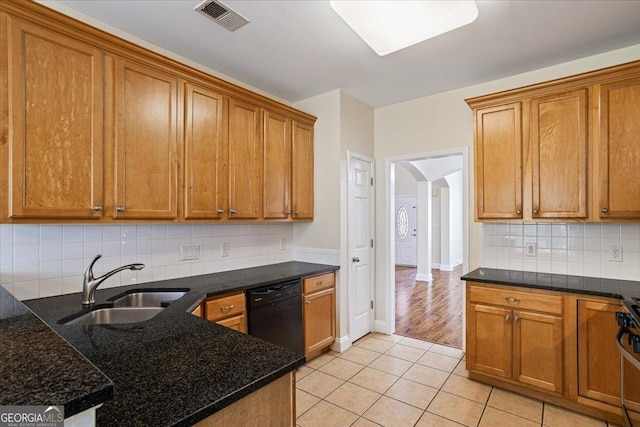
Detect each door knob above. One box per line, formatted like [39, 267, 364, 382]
[116, 206, 125, 212]
[92, 205, 103, 211]
[601, 208, 608, 213]
[217, 209, 224, 214]
[352, 257, 360, 263]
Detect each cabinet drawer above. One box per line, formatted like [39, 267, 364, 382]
[206, 292, 245, 321]
[303, 273, 335, 294]
[468, 284, 562, 315]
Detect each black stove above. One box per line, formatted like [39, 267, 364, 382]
[623, 296, 640, 327]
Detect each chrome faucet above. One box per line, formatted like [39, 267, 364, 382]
[82, 254, 145, 306]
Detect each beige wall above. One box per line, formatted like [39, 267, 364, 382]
[395, 166, 418, 196]
[293, 90, 342, 250]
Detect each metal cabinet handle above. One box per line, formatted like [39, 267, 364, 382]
[602, 208, 609, 213]
[217, 209, 224, 214]
[230, 209, 237, 214]
[505, 315, 511, 321]
[516, 210, 522, 215]
[318, 281, 326, 285]
[293, 211, 299, 216]
[220, 304, 234, 312]
[92, 205, 103, 211]
[352, 257, 360, 263]
[533, 209, 539, 215]
[505, 297, 520, 304]
[514, 315, 520, 322]
[305, 300, 311, 305]
[285, 210, 291, 216]
[116, 206, 125, 212]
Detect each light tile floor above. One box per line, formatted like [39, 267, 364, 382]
[296, 333, 621, 427]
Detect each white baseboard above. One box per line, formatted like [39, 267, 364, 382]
[374, 319, 393, 335]
[416, 273, 433, 281]
[432, 262, 440, 269]
[439, 264, 454, 271]
[331, 335, 351, 353]
[452, 258, 463, 268]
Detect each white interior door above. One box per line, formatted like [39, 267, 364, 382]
[395, 197, 417, 266]
[348, 153, 374, 342]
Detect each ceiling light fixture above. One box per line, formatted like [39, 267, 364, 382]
[329, 0, 478, 56]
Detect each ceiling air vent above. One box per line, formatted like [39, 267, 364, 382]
[195, 0, 250, 32]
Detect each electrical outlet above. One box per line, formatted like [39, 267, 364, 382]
[180, 245, 200, 261]
[609, 245, 623, 262]
[280, 237, 287, 251]
[525, 242, 536, 257]
[221, 242, 230, 257]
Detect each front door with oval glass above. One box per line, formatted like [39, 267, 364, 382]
[395, 197, 417, 266]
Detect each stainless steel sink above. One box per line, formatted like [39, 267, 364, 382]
[109, 289, 188, 308]
[59, 307, 165, 326]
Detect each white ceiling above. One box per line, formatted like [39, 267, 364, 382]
[53, 0, 640, 108]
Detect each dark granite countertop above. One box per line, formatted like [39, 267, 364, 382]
[22, 261, 339, 426]
[0, 286, 113, 417]
[462, 268, 640, 300]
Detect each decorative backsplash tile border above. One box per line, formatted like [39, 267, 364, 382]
[0, 223, 295, 300]
[482, 223, 640, 280]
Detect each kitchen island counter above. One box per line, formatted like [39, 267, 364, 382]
[22, 261, 338, 426]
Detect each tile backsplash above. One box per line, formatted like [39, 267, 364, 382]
[482, 223, 640, 280]
[0, 223, 294, 300]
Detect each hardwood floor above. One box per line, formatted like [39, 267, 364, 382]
[394, 265, 463, 349]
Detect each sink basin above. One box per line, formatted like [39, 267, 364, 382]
[59, 307, 165, 326]
[108, 289, 188, 308]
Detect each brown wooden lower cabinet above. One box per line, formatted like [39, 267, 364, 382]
[577, 298, 640, 411]
[466, 282, 637, 424]
[205, 292, 247, 333]
[194, 371, 294, 426]
[302, 273, 336, 360]
[467, 292, 563, 394]
[191, 303, 203, 318]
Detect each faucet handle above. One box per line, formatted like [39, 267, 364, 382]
[85, 254, 103, 280]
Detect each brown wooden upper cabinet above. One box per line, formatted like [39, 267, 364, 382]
[5, 18, 104, 219]
[474, 103, 523, 220]
[228, 98, 262, 220]
[0, 2, 316, 223]
[292, 121, 315, 220]
[262, 113, 315, 221]
[598, 77, 640, 220]
[531, 89, 588, 219]
[468, 60, 640, 222]
[183, 83, 227, 220]
[113, 59, 179, 220]
[263, 110, 292, 220]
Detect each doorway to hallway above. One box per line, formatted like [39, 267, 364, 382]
[394, 265, 464, 349]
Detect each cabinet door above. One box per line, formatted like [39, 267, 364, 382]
[303, 287, 335, 355]
[291, 121, 314, 220]
[513, 310, 563, 393]
[184, 83, 226, 219]
[216, 314, 247, 334]
[228, 98, 262, 219]
[599, 77, 640, 219]
[114, 59, 178, 219]
[262, 110, 291, 220]
[467, 304, 512, 379]
[531, 89, 587, 219]
[474, 103, 523, 219]
[7, 19, 103, 219]
[578, 301, 640, 407]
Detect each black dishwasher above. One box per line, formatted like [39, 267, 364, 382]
[247, 279, 304, 355]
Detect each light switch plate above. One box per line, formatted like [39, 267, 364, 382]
[525, 242, 536, 257]
[180, 245, 200, 261]
[221, 242, 230, 257]
[280, 237, 287, 251]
